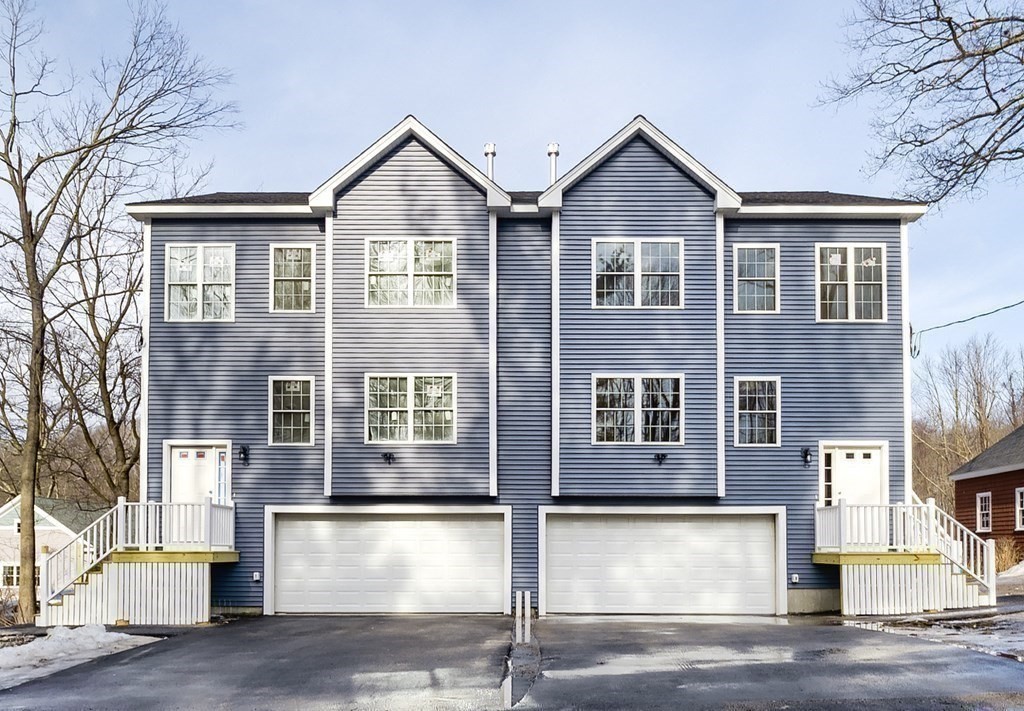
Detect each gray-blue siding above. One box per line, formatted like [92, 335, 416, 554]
[331, 137, 491, 496]
[724, 218, 906, 589]
[558, 136, 718, 495]
[146, 219, 327, 607]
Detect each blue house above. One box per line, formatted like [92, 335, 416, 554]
[38, 116, 998, 624]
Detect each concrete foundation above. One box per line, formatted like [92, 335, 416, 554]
[787, 588, 840, 614]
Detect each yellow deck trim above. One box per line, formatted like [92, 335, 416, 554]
[109, 550, 239, 564]
[813, 552, 942, 566]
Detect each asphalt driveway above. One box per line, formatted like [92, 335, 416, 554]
[0, 615, 512, 711]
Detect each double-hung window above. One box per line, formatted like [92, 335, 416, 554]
[593, 239, 684, 308]
[166, 244, 234, 322]
[593, 374, 684, 444]
[269, 377, 314, 445]
[816, 243, 886, 321]
[2, 564, 39, 587]
[367, 238, 455, 307]
[270, 245, 314, 312]
[735, 377, 780, 446]
[734, 244, 780, 313]
[366, 374, 456, 443]
[977, 492, 992, 533]
[1016, 487, 1024, 531]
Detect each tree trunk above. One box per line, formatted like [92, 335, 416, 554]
[18, 285, 44, 623]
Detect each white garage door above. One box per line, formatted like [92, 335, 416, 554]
[545, 514, 776, 614]
[274, 513, 505, 613]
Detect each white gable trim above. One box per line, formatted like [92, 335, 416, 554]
[950, 462, 1024, 482]
[538, 116, 742, 210]
[0, 495, 82, 537]
[734, 204, 927, 221]
[308, 116, 511, 210]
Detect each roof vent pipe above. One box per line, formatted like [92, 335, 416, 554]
[547, 143, 560, 186]
[484, 143, 496, 180]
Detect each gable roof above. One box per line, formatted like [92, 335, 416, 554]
[949, 424, 1024, 481]
[308, 115, 511, 211]
[0, 495, 108, 535]
[739, 191, 924, 207]
[538, 115, 742, 210]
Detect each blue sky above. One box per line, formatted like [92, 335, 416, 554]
[52, 1, 1024, 363]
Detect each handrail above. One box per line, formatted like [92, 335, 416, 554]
[41, 503, 119, 607]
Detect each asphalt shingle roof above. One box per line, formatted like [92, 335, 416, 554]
[34, 497, 109, 533]
[738, 191, 924, 206]
[950, 423, 1024, 477]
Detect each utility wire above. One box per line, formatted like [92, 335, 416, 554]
[910, 296, 1024, 358]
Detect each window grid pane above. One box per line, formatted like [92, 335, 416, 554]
[595, 242, 635, 306]
[368, 240, 410, 306]
[640, 242, 680, 307]
[1017, 489, 1024, 529]
[595, 377, 635, 442]
[641, 377, 681, 442]
[413, 376, 454, 441]
[819, 247, 848, 320]
[273, 247, 313, 311]
[979, 494, 992, 529]
[736, 247, 777, 312]
[367, 375, 455, 442]
[272, 379, 312, 444]
[737, 380, 778, 445]
[367, 376, 408, 441]
[853, 247, 883, 320]
[413, 241, 454, 306]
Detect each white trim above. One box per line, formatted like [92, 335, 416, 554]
[324, 215, 334, 496]
[140, 219, 151, 503]
[900, 221, 912, 502]
[1016, 487, 1024, 532]
[733, 204, 927, 221]
[163, 243, 236, 323]
[363, 236, 458, 310]
[539, 116, 742, 210]
[0, 496, 79, 538]
[363, 372, 458, 445]
[536, 505, 789, 616]
[591, 373, 686, 446]
[268, 243, 317, 314]
[160, 439, 232, 504]
[267, 376, 316, 447]
[308, 116, 511, 210]
[590, 237, 685, 310]
[716, 213, 725, 497]
[732, 243, 781, 315]
[813, 242, 888, 323]
[488, 211, 498, 496]
[949, 462, 1024, 481]
[976, 491, 993, 533]
[262, 503, 514, 616]
[817, 440, 890, 506]
[733, 376, 782, 448]
[551, 211, 561, 497]
[127, 204, 315, 219]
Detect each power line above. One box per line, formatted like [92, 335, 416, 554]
[910, 296, 1024, 358]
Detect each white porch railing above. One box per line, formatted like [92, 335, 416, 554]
[814, 498, 996, 593]
[41, 497, 235, 616]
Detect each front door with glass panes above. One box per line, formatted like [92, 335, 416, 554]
[822, 446, 886, 506]
[169, 445, 230, 504]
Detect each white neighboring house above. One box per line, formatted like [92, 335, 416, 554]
[0, 496, 107, 595]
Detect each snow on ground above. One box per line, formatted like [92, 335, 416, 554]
[999, 562, 1024, 596]
[0, 625, 157, 690]
[852, 614, 1024, 663]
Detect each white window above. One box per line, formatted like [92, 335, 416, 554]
[734, 244, 780, 313]
[365, 374, 456, 443]
[735, 377, 781, 447]
[593, 239, 684, 308]
[592, 374, 684, 444]
[165, 244, 235, 322]
[366, 238, 455, 307]
[977, 492, 992, 533]
[270, 244, 315, 313]
[2, 564, 39, 587]
[268, 377, 314, 446]
[1017, 488, 1024, 531]
[816, 243, 886, 322]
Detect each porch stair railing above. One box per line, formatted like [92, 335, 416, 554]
[40, 497, 235, 624]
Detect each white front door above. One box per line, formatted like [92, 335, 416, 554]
[826, 446, 886, 505]
[169, 446, 229, 504]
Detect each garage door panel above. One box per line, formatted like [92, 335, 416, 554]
[274, 513, 505, 613]
[545, 513, 776, 615]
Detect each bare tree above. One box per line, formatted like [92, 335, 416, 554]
[0, 0, 234, 621]
[825, 0, 1024, 203]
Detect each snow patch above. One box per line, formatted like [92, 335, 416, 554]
[1000, 561, 1024, 579]
[0, 625, 157, 690]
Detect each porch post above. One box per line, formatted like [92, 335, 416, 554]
[838, 498, 848, 553]
[986, 538, 997, 600]
[925, 497, 936, 552]
[204, 496, 213, 550]
[38, 558, 49, 627]
[116, 496, 126, 551]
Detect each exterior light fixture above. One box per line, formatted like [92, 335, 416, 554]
[801, 448, 812, 467]
[239, 445, 250, 467]
[381, 452, 396, 465]
[654, 453, 668, 466]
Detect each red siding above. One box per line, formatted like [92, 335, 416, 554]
[954, 469, 1024, 545]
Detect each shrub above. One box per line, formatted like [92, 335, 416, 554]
[995, 537, 1023, 573]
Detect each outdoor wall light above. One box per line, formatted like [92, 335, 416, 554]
[381, 452, 396, 465]
[801, 448, 812, 467]
[654, 453, 668, 466]
[238, 445, 250, 467]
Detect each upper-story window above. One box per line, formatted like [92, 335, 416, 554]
[366, 374, 456, 443]
[367, 238, 455, 307]
[735, 377, 780, 447]
[166, 244, 234, 322]
[269, 377, 314, 446]
[1016, 487, 1024, 531]
[734, 244, 779, 314]
[593, 239, 684, 308]
[976, 492, 992, 533]
[816, 243, 886, 322]
[270, 244, 315, 313]
[593, 374, 684, 444]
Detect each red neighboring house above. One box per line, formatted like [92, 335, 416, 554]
[949, 424, 1024, 545]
